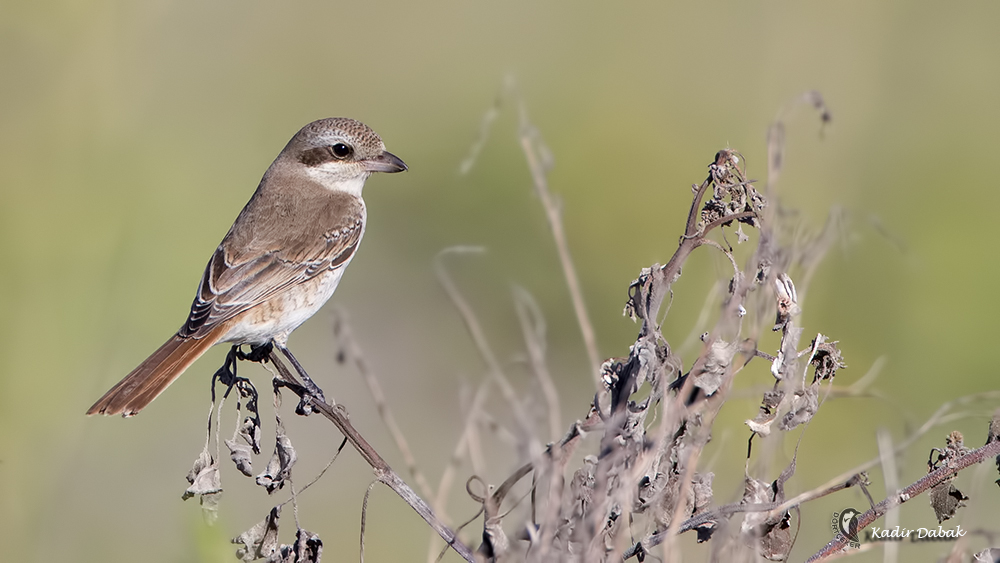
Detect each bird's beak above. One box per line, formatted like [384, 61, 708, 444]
[365, 151, 408, 173]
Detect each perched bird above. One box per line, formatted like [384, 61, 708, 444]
[87, 117, 406, 417]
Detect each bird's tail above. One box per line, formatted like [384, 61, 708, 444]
[87, 326, 225, 417]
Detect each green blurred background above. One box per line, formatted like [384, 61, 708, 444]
[3, 0, 1000, 561]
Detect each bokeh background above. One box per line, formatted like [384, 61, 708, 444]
[3, 1, 1000, 561]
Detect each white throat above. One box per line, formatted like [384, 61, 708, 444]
[304, 164, 370, 198]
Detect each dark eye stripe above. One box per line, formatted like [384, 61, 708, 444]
[299, 145, 351, 167]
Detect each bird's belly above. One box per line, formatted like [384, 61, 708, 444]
[221, 266, 347, 347]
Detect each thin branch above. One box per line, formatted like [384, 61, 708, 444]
[765, 391, 1000, 522]
[426, 379, 491, 563]
[360, 480, 377, 563]
[519, 103, 602, 385]
[264, 351, 476, 563]
[512, 286, 562, 442]
[805, 438, 1000, 562]
[435, 247, 537, 440]
[876, 429, 899, 563]
[623, 472, 873, 558]
[333, 309, 434, 501]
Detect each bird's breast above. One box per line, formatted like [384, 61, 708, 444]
[220, 260, 352, 347]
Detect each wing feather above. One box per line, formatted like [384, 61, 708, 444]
[179, 188, 364, 338]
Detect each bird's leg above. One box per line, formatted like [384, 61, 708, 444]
[276, 344, 328, 406]
[212, 345, 242, 401]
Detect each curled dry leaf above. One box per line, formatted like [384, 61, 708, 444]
[989, 412, 1000, 487]
[974, 548, 1000, 563]
[236, 378, 262, 454]
[699, 149, 766, 230]
[240, 413, 263, 455]
[631, 340, 660, 391]
[233, 505, 281, 562]
[226, 439, 254, 478]
[927, 431, 970, 523]
[741, 457, 796, 561]
[566, 455, 597, 523]
[478, 514, 510, 561]
[182, 439, 223, 524]
[692, 339, 738, 396]
[690, 472, 716, 542]
[266, 529, 324, 563]
[740, 476, 773, 533]
[778, 384, 819, 431]
[746, 390, 785, 436]
[183, 449, 222, 501]
[181, 449, 222, 525]
[809, 340, 846, 381]
[772, 274, 799, 332]
[988, 412, 1000, 445]
[227, 414, 263, 477]
[929, 480, 968, 524]
[286, 529, 323, 563]
[257, 432, 297, 494]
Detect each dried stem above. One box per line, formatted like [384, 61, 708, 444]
[435, 247, 537, 441]
[765, 390, 1000, 522]
[519, 104, 602, 386]
[333, 309, 434, 501]
[263, 350, 476, 563]
[512, 286, 562, 442]
[805, 438, 1000, 562]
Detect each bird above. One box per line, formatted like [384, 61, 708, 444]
[87, 117, 407, 417]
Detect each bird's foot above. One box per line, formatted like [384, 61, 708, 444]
[237, 342, 274, 363]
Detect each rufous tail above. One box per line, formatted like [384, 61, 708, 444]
[87, 326, 225, 417]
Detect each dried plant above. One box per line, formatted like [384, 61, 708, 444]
[145, 89, 1000, 563]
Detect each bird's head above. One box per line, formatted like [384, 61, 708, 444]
[284, 117, 407, 194]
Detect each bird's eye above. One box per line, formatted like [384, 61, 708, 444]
[330, 143, 353, 159]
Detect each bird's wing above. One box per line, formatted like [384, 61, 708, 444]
[179, 190, 364, 339]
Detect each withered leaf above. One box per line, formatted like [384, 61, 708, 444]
[747, 390, 785, 436]
[740, 475, 774, 534]
[240, 414, 262, 455]
[226, 438, 254, 477]
[264, 528, 323, 563]
[691, 472, 716, 542]
[233, 506, 281, 562]
[988, 412, 1000, 445]
[289, 529, 323, 563]
[929, 481, 968, 523]
[974, 548, 1000, 563]
[183, 449, 222, 499]
[775, 454, 796, 499]
[758, 512, 793, 562]
[226, 415, 260, 477]
[990, 412, 1000, 487]
[567, 455, 597, 521]
[778, 384, 818, 431]
[925, 432, 969, 523]
[690, 472, 714, 515]
[741, 457, 796, 561]
[810, 341, 846, 381]
[692, 339, 738, 396]
[257, 432, 297, 494]
[478, 515, 510, 560]
[772, 274, 799, 332]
